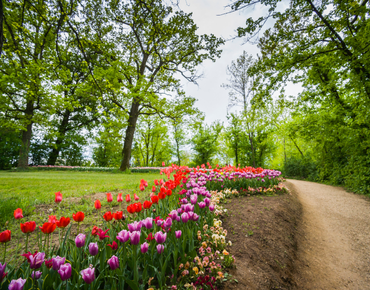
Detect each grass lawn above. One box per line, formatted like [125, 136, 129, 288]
[0, 171, 162, 225]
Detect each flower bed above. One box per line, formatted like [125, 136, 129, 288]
[0, 165, 283, 290]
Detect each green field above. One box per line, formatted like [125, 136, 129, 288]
[0, 171, 162, 225]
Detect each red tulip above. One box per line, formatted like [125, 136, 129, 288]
[56, 217, 70, 228]
[113, 211, 123, 220]
[0, 230, 11, 243]
[166, 189, 172, 196]
[45, 259, 53, 268]
[162, 162, 165, 167]
[154, 180, 159, 186]
[106, 193, 113, 203]
[14, 208, 23, 220]
[127, 204, 135, 214]
[152, 186, 156, 192]
[48, 215, 57, 224]
[91, 226, 100, 236]
[139, 184, 145, 191]
[146, 232, 154, 241]
[143, 200, 152, 209]
[158, 191, 166, 200]
[134, 193, 140, 201]
[72, 211, 85, 222]
[117, 193, 123, 203]
[97, 228, 110, 240]
[55, 191, 62, 203]
[94, 200, 101, 210]
[107, 241, 118, 250]
[39, 222, 56, 234]
[125, 194, 131, 203]
[103, 211, 113, 222]
[151, 195, 159, 204]
[20, 221, 36, 234]
[134, 202, 142, 213]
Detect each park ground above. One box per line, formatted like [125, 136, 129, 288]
[221, 180, 370, 290]
[1, 172, 370, 289]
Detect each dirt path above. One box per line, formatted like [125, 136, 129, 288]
[286, 180, 370, 290]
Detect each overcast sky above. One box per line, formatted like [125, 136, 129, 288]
[177, 0, 302, 125]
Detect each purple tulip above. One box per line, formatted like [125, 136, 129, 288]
[117, 230, 131, 243]
[154, 231, 167, 244]
[156, 219, 164, 226]
[181, 198, 188, 204]
[52, 256, 66, 271]
[188, 212, 194, 220]
[190, 194, 198, 204]
[130, 231, 141, 245]
[184, 204, 194, 212]
[204, 198, 210, 206]
[58, 263, 72, 281]
[192, 213, 199, 222]
[169, 210, 178, 220]
[156, 244, 164, 254]
[140, 242, 149, 253]
[141, 217, 153, 229]
[177, 208, 182, 214]
[31, 271, 42, 279]
[176, 215, 181, 222]
[81, 267, 95, 284]
[128, 221, 142, 232]
[29, 252, 45, 269]
[75, 234, 86, 248]
[181, 212, 189, 223]
[163, 217, 172, 229]
[175, 230, 182, 239]
[209, 204, 215, 212]
[0, 262, 6, 281]
[107, 255, 119, 270]
[198, 201, 206, 209]
[8, 278, 27, 290]
[89, 242, 99, 256]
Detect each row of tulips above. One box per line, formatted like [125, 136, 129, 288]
[0, 165, 281, 290]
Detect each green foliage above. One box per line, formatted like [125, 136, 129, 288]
[0, 128, 21, 169]
[231, 0, 370, 194]
[191, 121, 223, 166]
[132, 115, 173, 167]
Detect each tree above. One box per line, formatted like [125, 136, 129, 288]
[221, 51, 254, 111]
[94, 0, 224, 171]
[0, 0, 73, 168]
[191, 121, 223, 166]
[132, 115, 172, 167]
[230, 0, 370, 193]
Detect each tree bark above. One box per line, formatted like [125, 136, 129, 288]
[18, 101, 34, 169]
[47, 109, 71, 165]
[18, 122, 33, 169]
[120, 100, 140, 171]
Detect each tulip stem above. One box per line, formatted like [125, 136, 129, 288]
[25, 233, 29, 253]
[47, 234, 50, 257]
[3, 243, 6, 263]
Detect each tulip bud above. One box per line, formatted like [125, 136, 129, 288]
[89, 243, 99, 256]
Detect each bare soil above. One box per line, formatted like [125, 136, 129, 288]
[220, 191, 301, 290]
[221, 180, 370, 290]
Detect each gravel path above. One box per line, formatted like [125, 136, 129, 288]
[286, 180, 370, 290]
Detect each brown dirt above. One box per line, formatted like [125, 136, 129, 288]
[221, 191, 302, 290]
[221, 180, 370, 290]
[287, 179, 370, 290]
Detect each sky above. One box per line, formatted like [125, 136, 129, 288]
[177, 0, 302, 125]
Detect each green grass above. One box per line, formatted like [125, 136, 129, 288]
[0, 171, 162, 225]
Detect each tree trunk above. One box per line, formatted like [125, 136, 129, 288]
[176, 139, 181, 165]
[0, 0, 3, 56]
[18, 122, 33, 169]
[47, 109, 71, 165]
[120, 101, 140, 171]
